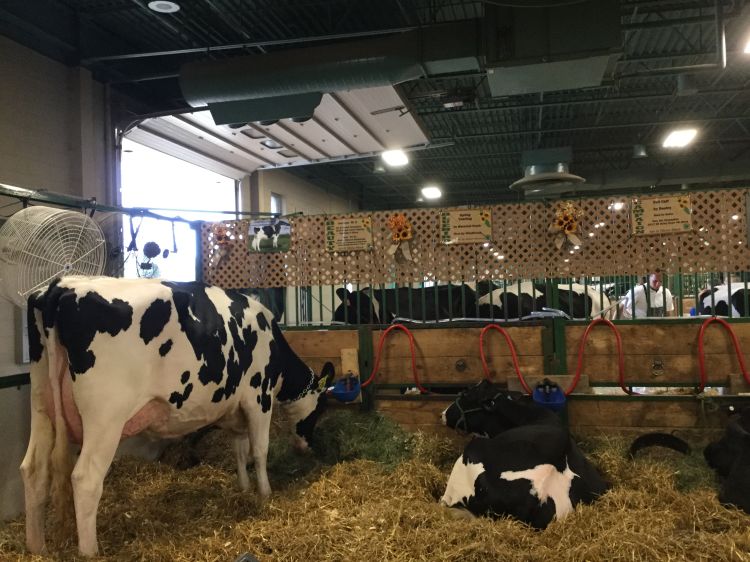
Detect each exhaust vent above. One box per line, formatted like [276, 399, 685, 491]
[510, 148, 585, 195]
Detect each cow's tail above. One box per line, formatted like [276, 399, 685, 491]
[38, 283, 77, 539]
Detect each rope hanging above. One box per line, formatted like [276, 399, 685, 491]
[697, 316, 750, 394]
[361, 324, 427, 394]
[479, 324, 530, 394]
[574, 318, 628, 396]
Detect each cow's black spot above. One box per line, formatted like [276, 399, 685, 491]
[256, 311, 269, 331]
[54, 288, 133, 375]
[27, 299, 43, 363]
[250, 372, 262, 388]
[256, 395, 261, 404]
[162, 282, 226, 386]
[271, 320, 314, 403]
[140, 299, 171, 345]
[159, 339, 173, 357]
[169, 383, 193, 409]
[181, 370, 190, 384]
[222, 320, 257, 401]
[260, 393, 272, 412]
[227, 290, 249, 324]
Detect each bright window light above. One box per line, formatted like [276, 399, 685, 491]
[381, 149, 409, 167]
[662, 128, 698, 148]
[421, 185, 442, 199]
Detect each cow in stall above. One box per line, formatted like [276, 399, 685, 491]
[333, 285, 501, 324]
[704, 405, 750, 514]
[477, 281, 614, 320]
[439, 380, 609, 527]
[21, 276, 335, 557]
[697, 284, 750, 317]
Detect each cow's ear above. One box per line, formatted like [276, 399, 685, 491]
[317, 361, 335, 388]
[335, 288, 350, 302]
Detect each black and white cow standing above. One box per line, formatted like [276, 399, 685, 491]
[333, 285, 501, 324]
[704, 406, 750, 514]
[439, 380, 609, 527]
[21, 276, 334, 557]
[251, 223, 282, 251]
[697, 284, 750, 317]
[477, 281, 614, 320]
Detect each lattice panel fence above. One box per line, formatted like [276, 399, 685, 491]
[202, 189, 750, 289]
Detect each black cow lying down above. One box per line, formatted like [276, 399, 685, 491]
[333, 286, 501, 324]
[704, 406, 750, 514]
[439, 380, 609, 528]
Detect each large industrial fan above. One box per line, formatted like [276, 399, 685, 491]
[0, 206, 106, 308]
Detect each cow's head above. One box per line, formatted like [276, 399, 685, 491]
[284, 361, 335, 451]
[333, 288, 379, 324]
[441, 379, 559, 437]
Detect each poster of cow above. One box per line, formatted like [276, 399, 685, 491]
[248, 219, 291, 252]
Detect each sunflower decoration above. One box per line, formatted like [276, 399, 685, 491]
[386, 213, 414, 261]
[548, 202, 584, 251]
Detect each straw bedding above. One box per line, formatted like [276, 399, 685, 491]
[1, 409, 748, 561]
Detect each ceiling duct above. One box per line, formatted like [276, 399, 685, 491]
[510, 147, 585, 197]
[179, 21, 481, 125]
[484, 0, 621, 97]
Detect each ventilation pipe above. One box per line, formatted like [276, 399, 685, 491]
[179, 21, 481, 125]
[509, 147, 585, 196]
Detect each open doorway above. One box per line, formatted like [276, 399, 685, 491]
[119, 138, 237, 281]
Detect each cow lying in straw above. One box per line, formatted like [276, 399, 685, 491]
[21, 276, 334, 557]
[439, 380, 609, 528]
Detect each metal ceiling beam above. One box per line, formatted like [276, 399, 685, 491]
[431, 113, 750, 141]
[81, 26, 417, 63]
[416, 87, 749, 117]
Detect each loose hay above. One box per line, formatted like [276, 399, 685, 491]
[2, 411, 749, 561]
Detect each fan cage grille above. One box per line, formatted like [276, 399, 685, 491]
[0, 207, 106, 307]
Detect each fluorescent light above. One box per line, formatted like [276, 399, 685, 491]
[732, 214, 739, 220]
[613, 202, 625, 211]
[662, 128, 698, 148]
[148, 1, 180, 12]
[381, 149, 409, 167]
[421, 185, 442, 199]
[745, 38, 750, 54]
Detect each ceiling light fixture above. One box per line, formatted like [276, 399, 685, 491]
[261, 139, 283, 149]
[381, 149, 409, 167]
[421, 185, 442, 199]
[662, 127, 698, 148]
[148, 1, 180, 13]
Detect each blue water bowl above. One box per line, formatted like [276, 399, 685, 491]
[532, 386, 567, 413]
[330, 375, 361, 403]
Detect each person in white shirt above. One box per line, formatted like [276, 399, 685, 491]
[620, 270, 675, 318]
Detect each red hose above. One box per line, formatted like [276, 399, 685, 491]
[360, 324, 427, 394]
[574, 318, 629, 396]
[479, 324, 531, 395]
[697, 317, 750, 393]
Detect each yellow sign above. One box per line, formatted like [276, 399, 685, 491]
[325, 216, 373, 252]
[441, 209, 492, 244]
[631, 195, 692, 235]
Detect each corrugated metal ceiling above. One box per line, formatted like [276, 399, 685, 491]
[2, 0, 750, 208]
